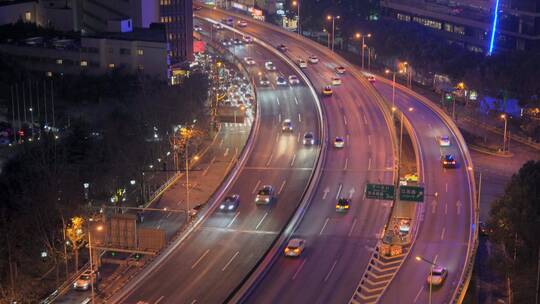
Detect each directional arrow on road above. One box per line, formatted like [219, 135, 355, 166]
[456, 200, 462, 215]
[322, 187, 330, 200]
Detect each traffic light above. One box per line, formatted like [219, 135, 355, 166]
[445, 93, 452, 102]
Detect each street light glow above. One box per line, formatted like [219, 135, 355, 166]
[415, 256, 422, 261]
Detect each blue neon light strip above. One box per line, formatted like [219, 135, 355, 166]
[488, 0, 500, 55]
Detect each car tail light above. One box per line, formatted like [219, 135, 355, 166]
[344, 205, 349, 209]
[293, 248, 300, 254]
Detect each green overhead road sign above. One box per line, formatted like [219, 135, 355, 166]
[365, 183, 395, 200]
[399, 186, 425, 202]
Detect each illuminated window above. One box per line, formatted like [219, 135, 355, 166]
[397, 13, 410, 22]
[56, 59, 63, 64]
[25, 11, 31, 21]
[80, 60, 88, 66]
[137, 49, 144, 55]
[444, 24, 453, 32]
[108, 63, 115, 68]
[454, 26, 465, 35]
[46, 71, 52, 77]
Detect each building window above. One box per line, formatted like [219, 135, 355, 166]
[56, 59, 63, 65]
[24, 11, 31, 21]
[46, 71, 52, 77]
[454, 26, 465, 35]
[108, 63, 115, 68]
[397, 13, 410, 22]
[412, 17, 442, 30]
[137, 49, 144, 55]
[120, 48, 131, 55]
[444, 24, 453, 32]
[80, 60, 88, 66]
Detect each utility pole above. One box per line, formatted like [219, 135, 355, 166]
[11, 86, 16, 143]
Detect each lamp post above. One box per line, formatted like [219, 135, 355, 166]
[88, 223, 103, 304]
[326, 15, 340, 52]
[355, 33, 371, 70]
[501, 114, 508, 152]
[385, 69, 403, 110]
[415, 255, 439, 304]
[322, 28, 330, 48]
[292, 0, 300, 35]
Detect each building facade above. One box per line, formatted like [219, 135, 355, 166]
[160, 0, 193, 64]
[380, 0, 540, 53]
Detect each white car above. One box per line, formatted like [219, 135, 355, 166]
[303, 132, 315, 145]
[224, 17, 234, 25]
[298, 59, 308, 68]
[334, 137, 345, 148]
[282, 119, 293, 132]
[439, 135, 451, 147]
[427, 266, 448, 286]
[276, 76, 287, 86]
[332, 77, 342, 86]
[335, 66, 346, 74]
[237, 20, 248, 27]
[366, 75, 376, 83]
[284, 238, 306, 257]
[242, 35, 253, 43]
[244, 57, 256, 65]
[308, 55, 319, 64]
[288, 75, 300, 85]
[73, 270, 99, 291]
[212, 23, 224, 30]
[193, 25, 202, 32]
[255, 185, 274, 204]
[265, 61, 276, 71]
[259, 76, 270, 86]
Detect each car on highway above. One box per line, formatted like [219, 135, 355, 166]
[277, 44, 288, 52]
[242, 35, 253, 43]
[308, 55, 319, 64]
[223, 17, 234, 25]
[221, 39, 232, 46]
[237, 20, 248, 27]
[332, 76, 342, 85]
[439, 135, 451, 147]
[233, 38, 243, 45]
[298, 59, 308, 68]
[244, 57, 256, 65]
[288, 75, 300, 85]
[322, 85, 333, 96]
[255, 185, 274, 204]
[265, 61, 276, 71]
[366, 75, 376, 83]
[281, 119, 293, 132]
[213, 23, 224, 30]
[427, 266, 448, 286]
[259, 76, 270, 86]
[334, 136, 345, 148]
[336, 198, 351, 212]
[193, 25, 202, 32]
[73, 270, 99, 291]
[303, 132, 315, 145]
[284, 238, 305, 257]
[219, 195, 240, 212]
[193, 6, 202, 11]
[335, 66, 346, 74]
[441, 154, 457, 168]
[276, 76, 287, 86]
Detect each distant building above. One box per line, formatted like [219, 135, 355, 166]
[160, 0, 193, 64]
[379, 0, 540, 53]
[0, 25, 168, 80]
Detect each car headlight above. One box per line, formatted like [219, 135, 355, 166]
[228, 205, 234, 210]
[220, 204, 225, 209]
[73, 283, 78, 287]
[265, 197, 270, 202]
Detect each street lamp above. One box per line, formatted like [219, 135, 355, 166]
[385, 69, 404, 111]
[322, 28, 330, 48]
[415, 255, 439, 304]
[292, 0, 300, 35]
[88, 223, 104, 304]
[501, 114, 508, 152]
[326, 15, 340, 52]
[355, 32, 371, 70]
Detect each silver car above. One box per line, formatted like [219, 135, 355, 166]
[255, 185, 274, 204]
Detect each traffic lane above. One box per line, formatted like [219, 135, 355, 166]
[373, 83, 471, 303]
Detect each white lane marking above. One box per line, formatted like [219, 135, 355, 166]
[431, 200, 437, 214]
[255, 212, 269, 230]
[368, 135, 371, 145]
[154, 296, 165, 304]
[344, 158, 349, 170]
[294, 97, 299, 105]
[445, 203, 448, 215]
[275, 133, 280, 143]
[324, 260, 338, 282]
[221, 251, 240, 271]
[322, 187, 330, 200]
[346, 134, 350, 143]
[413, 286, 424, 303]
[224, 148, 229, 157]
[434, 255, 439, 263]
[348, 217, 358, 237]
[219, 138, 224, 146]
[266, 153, 273, 167]
[298, 113, 302, 122]
[227, 212, 240, 228]
[368, 158, 372, 170]
[363, 114, 368, 124]
[456, 200, 462, 215]
[440, 227, 446, 240]
[319, 218, 330, 235]
[290, 154, 296, 167]
[292, 259, 307, 280]
[335, 184, 343, 199]
[297, 133, 301, 143]
[271, 83, 276, 90]
[276, 97, 280, 105]
[343, 115, 348, 126]
[191, 249, 210, 269]
[445, 183, 448, 192]
[278, 113, 281, 123]
[252, 180, 261, 194]
[349, 187, 356, 198]
[278, 180, 287, 194]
